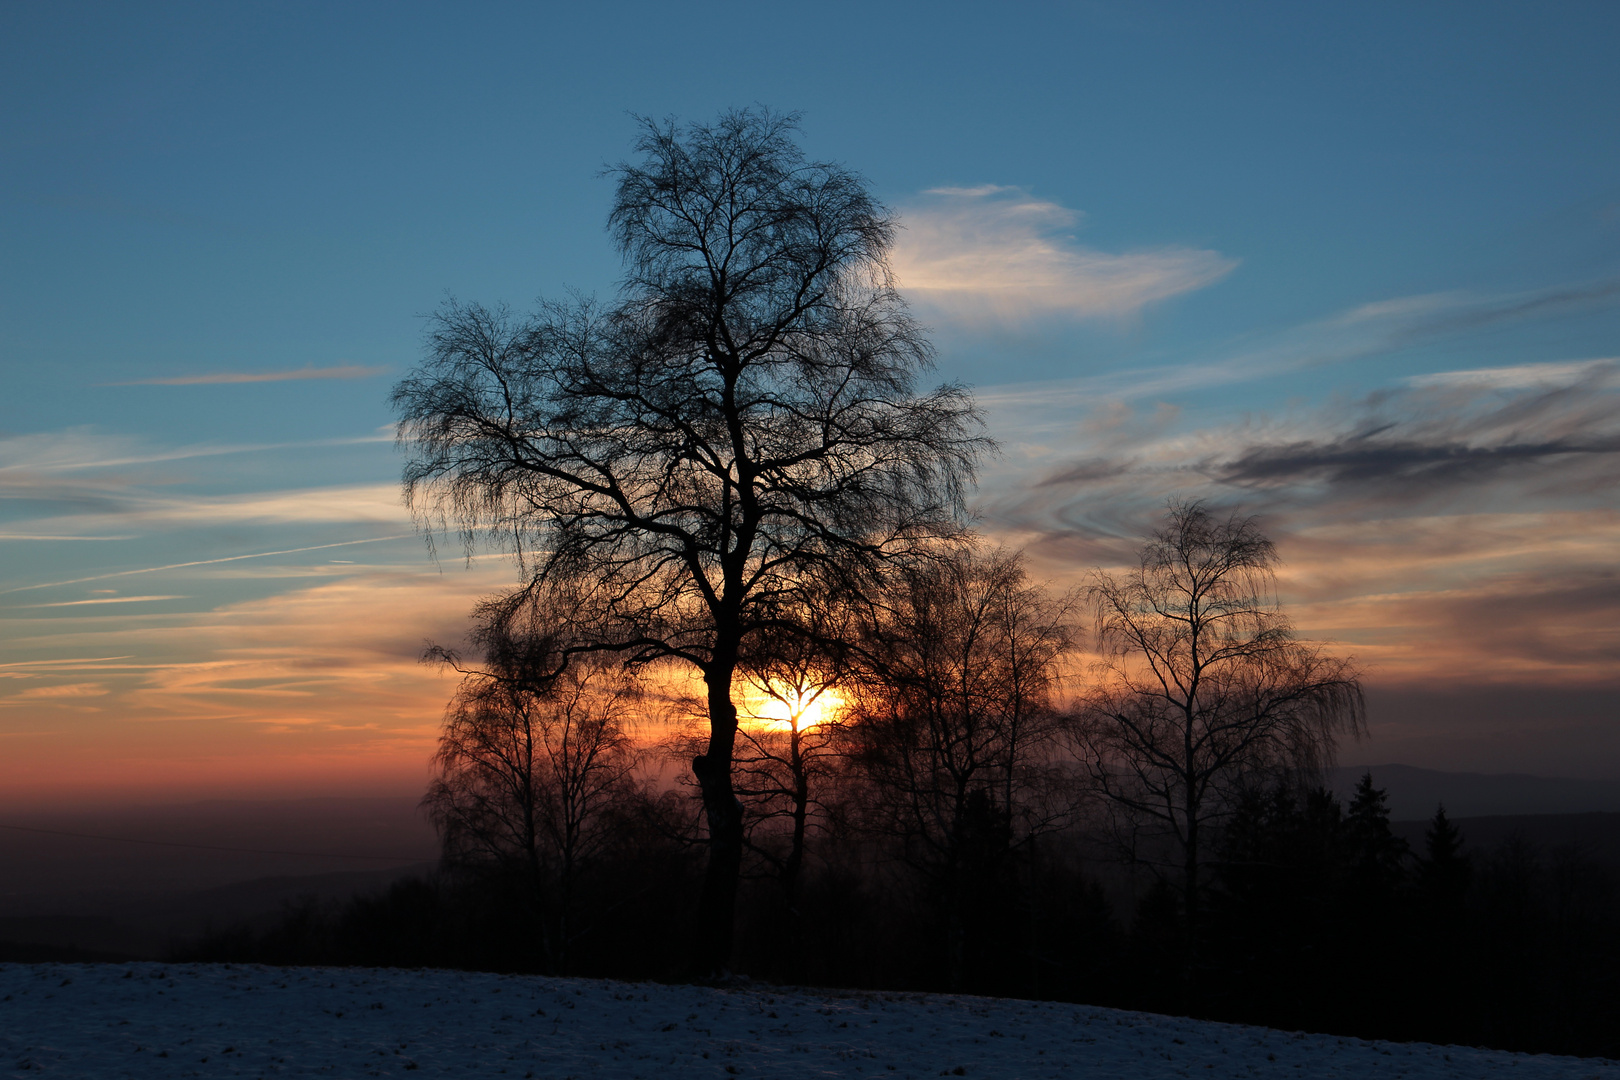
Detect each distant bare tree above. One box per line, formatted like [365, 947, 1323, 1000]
[845, 545, 1076, 989]
[424, 606, 640, 974]
[393, 108, 986, 973]
[1072, 500, 1363, 981]
[730, 603, 853, 905]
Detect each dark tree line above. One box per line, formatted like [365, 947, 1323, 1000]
[183, 757, 1620, 1059]
[1192, 777, 1620, 1057]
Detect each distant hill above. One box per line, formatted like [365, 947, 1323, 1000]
[0, 795, 438, 908]
[1328, 764, 1620, 820]
[0, 795, 440, 959]
[0, 862, 433, 960]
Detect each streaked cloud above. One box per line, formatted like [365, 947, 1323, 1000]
[1211, 360, 1620, 508]
[0, 535, 413, 596]
[9, 683, 109, 700]
[0, 656, 135, 670]
[980, 357, 1620, 696]
[1405, 357, 1617, 390]
[28, 596, 187, 608]
[890, 186, 1234, 326]
[107, 365, 388, 386]
[0, 534, 135, 542]
[991, 356, 1620, 534]
[965, 284, 1620, 411]
[0, 564, 513, 801]
[2, 484, 410, 541]
[127, 485, 407, 528]
[5, 481, 408, 556]
[0, 429, 390, 486]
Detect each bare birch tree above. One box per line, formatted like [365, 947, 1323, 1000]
[393, 108, 985, 973]
[731, 607, 851, 905]
[424, 610, 640, 974]
[1072, 500, 1364, 984]
[845, 545, 1075, 989]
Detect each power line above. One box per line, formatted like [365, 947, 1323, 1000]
[0, 821, 432, 863]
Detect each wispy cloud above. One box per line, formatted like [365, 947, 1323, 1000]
[5, 487, 411, 549]
[0, 428, 392, 478]
[9, 683, 109, 700]
[890, 186, 1234, 326]
[106, 365, 388, 386]
[1212, 360, 1620, 505]
[0, 564, 516, 800]
[966, 282, 1620, 411]
[991, 356, 1620, 532]
[979, 358, 1620, 695]
[0, 657, 135, 670]
[0, 536, 413, 596]
[28, 596, 187, 608]
[0, 425, 408, 543]
[1358, 279, 1620, 343]
[0, 534, 135, 541]
[1405, 357, 1617, 390]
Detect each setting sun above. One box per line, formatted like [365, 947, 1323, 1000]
[748, 685, 846, 731]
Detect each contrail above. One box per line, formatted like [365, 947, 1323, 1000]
[0, 534, 136, 541]
[0, 535, 415, 595]
[103, 364, 389, 386]
[0, 432, 393, 473]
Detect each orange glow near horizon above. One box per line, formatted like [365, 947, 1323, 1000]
[6, 506, 1620, 808]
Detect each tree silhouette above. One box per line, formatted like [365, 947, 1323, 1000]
[1420, 803, 1470, 903]
[844, 545, 1075, 989]
[1073, 500, 1363, 989]
[731, 609, 849, 907]
[1208, 783, 1345, 1025]
[1416, 802, 1472, 1038]
[392, 108, 986, 974]
[1344, 772, 1409, 889]
[422, 608, 641, 973]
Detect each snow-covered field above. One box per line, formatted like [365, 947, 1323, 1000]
[2, 963, 1615, 1078]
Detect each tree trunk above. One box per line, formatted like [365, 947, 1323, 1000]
[691, 658, 744, 978]
[1183, 812, 1200, 1007]
[947, 854, 967, 992]
[784, 724, 808, 904]
[947, 790, 969, 992]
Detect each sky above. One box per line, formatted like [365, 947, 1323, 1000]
[2, 0, 1618, 805]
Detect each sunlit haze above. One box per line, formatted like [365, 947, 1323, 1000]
[746, 687, 847, 733]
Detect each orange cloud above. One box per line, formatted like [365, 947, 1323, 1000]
[0, 561, 516, 805]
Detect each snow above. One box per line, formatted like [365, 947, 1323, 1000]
[1, 963, 1615, 1078]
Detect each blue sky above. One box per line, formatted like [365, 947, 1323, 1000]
[3, 1, 1618, 801]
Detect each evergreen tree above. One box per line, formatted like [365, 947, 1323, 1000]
[1344, 772, 1409, 888]
[1335, 773, 1413, 1035]
[1206, 784, 1345, 1028]
[1419, 803, 1470, 906]
[1414, 802, 1473, 1039]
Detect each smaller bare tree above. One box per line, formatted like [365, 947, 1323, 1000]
[732, 624, 849, 906]
[424, 603, 641, 973]
[1073, 500, 1364, 984]
[845, 545, 1076, 989]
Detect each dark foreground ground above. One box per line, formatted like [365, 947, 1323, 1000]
[4, 962, 1619, 1079]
